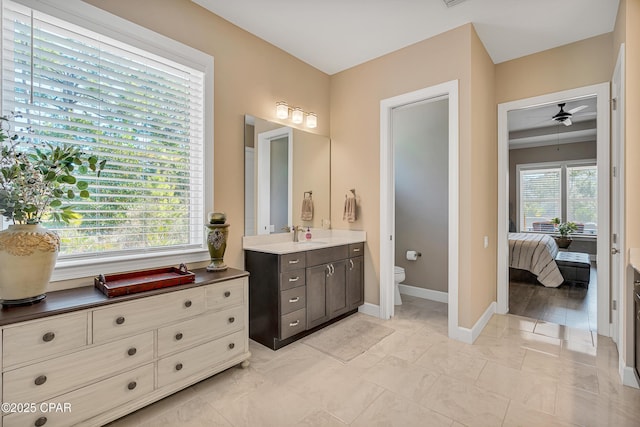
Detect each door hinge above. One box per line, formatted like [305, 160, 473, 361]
[613, 233, 617, 244]
[613, 166, 617, 178]
[612, 300, 617, 311]
[390, 235, 393, 241]
[612, 98, 618, 111]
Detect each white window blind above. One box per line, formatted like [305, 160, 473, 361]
[567, 164, 597, 233]
[519, 167, 561, 232]
[1, 0, 207, 260]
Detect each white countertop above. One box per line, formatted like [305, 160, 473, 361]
[242, 229, 366, 255]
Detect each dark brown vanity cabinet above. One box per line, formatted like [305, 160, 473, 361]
[245, 242, 364, 350]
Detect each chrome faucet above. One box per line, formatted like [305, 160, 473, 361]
[291, 225, 301, 242]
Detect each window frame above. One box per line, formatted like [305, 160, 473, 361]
[516, 159, 597, 236]
[2, 0, 214, 282]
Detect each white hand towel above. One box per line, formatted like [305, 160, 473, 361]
[301, 196, 314, 221]
[343, 193, 356, 223]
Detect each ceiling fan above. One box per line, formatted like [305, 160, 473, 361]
[552, 103, 588, 126]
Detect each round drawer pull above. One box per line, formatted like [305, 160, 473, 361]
[116, 316, 125, 325]
[175, 332, 183, 341]
[175, 363, 183, 371]
[228, 342, 235, 350]
[34, 375, 47, 386]
[127, 381, 137, 390]
[42, 332, 55, 342]
[35, 416, 47, 427]
[224, 291, 231, 298]
[228, 317, 235, 323]
[127, 347, 137, 356]
[184, 300, 192, 308]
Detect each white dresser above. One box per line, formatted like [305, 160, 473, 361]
[0, 268, 250, 427]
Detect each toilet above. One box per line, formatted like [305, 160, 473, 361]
[394, 266, 405, 305]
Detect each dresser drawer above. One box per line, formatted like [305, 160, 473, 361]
[3, 331, 153, 403]
[157, 330, 245, 388]
[280, 252, 306, 272]
[93, 287, 205, 343]
[279, 268, 306, 291]
[348, 242, 364, 257]
[158, 305, 244, 356]
[306, 245, 349, 267]
[3, 363, 154, 427]
[280, 308, 306, 340]
[280, 286, 306, 316]
[205, 278, 245, 310]
[3, 311, 88, 368]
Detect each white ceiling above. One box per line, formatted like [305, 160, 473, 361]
[192, 0, 619, 75]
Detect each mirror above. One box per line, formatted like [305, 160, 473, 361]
[244, 115, 331, 236]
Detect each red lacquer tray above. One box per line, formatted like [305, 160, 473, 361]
[94, 263, 195, 297]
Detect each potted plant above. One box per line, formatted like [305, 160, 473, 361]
[0, 115, 106, 306]
[551, 217, 577, 249]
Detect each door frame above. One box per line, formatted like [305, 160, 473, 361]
[380, 80, 461, 339]
[256, 126, 293, 235]
[496, 83, 611, 337]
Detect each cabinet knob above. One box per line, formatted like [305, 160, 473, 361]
[228, 342, 235, 350]
[175, 332, 183, 341]
[184, 300, 192, 308]
[288, 259, 300, 264]
[289, 297, 300, 303]
[353, 247, 361, 252]
[349, 259, 354, 270]
[127, 381, 137, 390]
[289, 320, 300, 327]
[228, 317, 235, 323]
[42, 332, 55, 342]
[224, 291, 231, 297]
[127, 347, 137, 356]
[34, 416, 47, 427]
[288, 276, 300, 282]
[175, 363, 183, 371]
[116, 316, 125, 325]
[34, 375, 47, 386]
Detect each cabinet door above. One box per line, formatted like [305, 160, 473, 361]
[327, 260, 348, 319]
[347, 256, 364, 310]
[306, 264, 329, 329]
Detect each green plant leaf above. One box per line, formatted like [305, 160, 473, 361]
[50, 199, 62, 208]
[76, 181, 89, 190]
[79, 190, 90, 198]
[67, 189, 75, 198]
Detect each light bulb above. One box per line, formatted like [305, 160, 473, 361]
[306, 112, 317, 128]
[292, 107, 303, 124]
[276, 101, 288, 119]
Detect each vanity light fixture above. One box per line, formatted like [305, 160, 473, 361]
[275, 101, 318, 128]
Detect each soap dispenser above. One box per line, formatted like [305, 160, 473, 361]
[305, 227, 312, 241]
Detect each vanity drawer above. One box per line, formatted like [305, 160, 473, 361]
[280, 309, 306, 340]
[4, 331, 153, 403]
[348, 242, 364, 257]
[157, 330, 245, 388]
[280, 286, 306, 316]
[92, 287, 205, 343]
[280, 252, 306, 272]
[306, 245, 349, 267]
[3, 363, 154, 427]
[3, 311, 88, 368]
[279, 268, 306, 291]
[158, 305, 244, 356]
[205, 278, 245, 310]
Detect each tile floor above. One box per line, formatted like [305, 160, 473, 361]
[107, 295, 640, 427]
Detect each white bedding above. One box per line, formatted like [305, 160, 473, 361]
[508, 232, 564, 287]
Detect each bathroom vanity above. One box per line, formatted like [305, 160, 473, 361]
[243, 231, 365, 350]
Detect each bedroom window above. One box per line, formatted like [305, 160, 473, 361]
[1, 0, 214, 280]
[517, 161, 597, 235]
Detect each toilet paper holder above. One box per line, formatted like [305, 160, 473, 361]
[405, 250, 422, 260]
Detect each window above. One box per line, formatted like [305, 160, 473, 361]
[1, 0, 213, 279]
[518, 161, 597, 235]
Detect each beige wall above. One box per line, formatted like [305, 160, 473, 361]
[76, 0, 330, 274]
[330, 24, 498, 329]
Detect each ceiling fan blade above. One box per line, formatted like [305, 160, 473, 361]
[563, 118, 572, 126]
[567, 105, 588, 114]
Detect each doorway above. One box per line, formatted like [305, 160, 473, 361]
[497, 83, 611, 337]
[380, 80, 461, 340]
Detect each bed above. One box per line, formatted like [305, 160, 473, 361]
[508, 232, 564, 287]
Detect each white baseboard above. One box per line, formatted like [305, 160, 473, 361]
[620, 355, 640, 388]
[398, 283, 448, 303]
[358, 302, 380, 318]
[450, 301, 496, 344]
